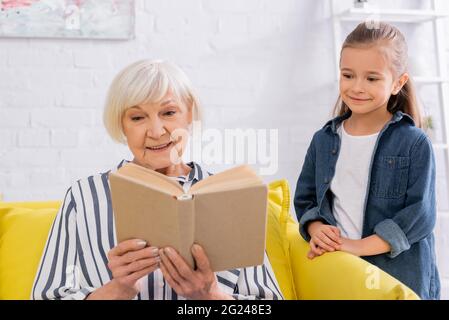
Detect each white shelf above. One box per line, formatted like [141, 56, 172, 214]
[339, 8, 449, 23]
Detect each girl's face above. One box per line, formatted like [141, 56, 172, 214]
[122, 92, 192, 171]
[339, 46, 407, 117]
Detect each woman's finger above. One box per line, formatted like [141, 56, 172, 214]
[163, 247, 194, 279]
[125, 257, 160, 276]
[159, 262, 183, 295]
[125, 263, 160, 285]
[191, 244, 211, 272]
[120, 246, 159, 265]
[159, 249, 187, 285]
[113, 257, 160, 278]
[109, 247, 158, 271]
[108, 239, 147, 260]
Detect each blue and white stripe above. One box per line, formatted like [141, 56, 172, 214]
[32, 160, 283, 300]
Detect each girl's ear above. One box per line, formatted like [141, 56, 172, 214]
[392, 73, 409, 95]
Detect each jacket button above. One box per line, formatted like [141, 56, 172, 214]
[324, 178, 329, 184]
[332, 149, 337, 155]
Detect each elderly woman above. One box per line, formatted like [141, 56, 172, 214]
[32, 60, 282, 300]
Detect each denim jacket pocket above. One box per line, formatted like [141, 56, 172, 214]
[370, 156, 410, 199]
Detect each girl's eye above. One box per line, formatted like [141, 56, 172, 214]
[342, 74, 353, 79]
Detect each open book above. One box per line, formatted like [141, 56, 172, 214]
[109, 162, 268, 272]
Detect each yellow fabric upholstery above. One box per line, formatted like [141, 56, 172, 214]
[0, 202, 60, 300]
[0, 180, 419, 300]
[266, 180, 297, 299]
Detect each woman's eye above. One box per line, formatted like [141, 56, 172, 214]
[163, 111, 176, 116]
[131, 116, 144, 121]
[367, 77, 378, 82]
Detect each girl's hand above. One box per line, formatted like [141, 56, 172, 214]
[159, 244, 233, 300]
[307, 249, 320, 260]
[307, 221, 342, 259]
[106, 239, 160, 299]
[308, 237, 365, 260]
[339, 238, 363, 256]
[340, 236, 391, 257]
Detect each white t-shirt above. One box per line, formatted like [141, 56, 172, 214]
[330, 122, 380, 239]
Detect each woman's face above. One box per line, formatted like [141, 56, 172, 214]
[122, 92, 192, 171]
[339, 46, 403, 117]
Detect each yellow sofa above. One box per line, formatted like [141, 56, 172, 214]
[0, 180, 419, 300]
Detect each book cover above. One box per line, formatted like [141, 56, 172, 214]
[109, 162, 267, 272]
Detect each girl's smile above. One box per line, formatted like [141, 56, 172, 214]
[347, 96, 373, 104]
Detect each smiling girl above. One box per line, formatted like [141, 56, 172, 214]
[294, 22, 440, 299]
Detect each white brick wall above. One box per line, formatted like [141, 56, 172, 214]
[0, 0, 448, 299]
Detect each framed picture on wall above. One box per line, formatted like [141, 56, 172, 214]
[0, 0, 135, 40]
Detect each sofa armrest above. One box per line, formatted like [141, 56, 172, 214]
[0, 201, 61, 299]
[286, 222, 419, 300]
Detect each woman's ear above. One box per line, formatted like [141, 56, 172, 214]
[187, 102, 194, 124]
[392, 73, 409, 95]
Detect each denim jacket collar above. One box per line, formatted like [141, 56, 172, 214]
[323, 111, 415, 135]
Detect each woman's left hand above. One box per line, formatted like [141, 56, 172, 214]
[159, 244, 234, 300]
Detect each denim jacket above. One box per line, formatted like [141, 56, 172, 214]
[294, 111, 440, 300]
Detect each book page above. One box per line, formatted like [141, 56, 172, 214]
[192, 178, 263, 195]
[190, 165, 263, 194]
[193, 185, 267, 271]
[110, 173, 184, 250]
[116, 162, 184, 197]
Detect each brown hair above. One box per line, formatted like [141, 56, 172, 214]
[333, 22, 422, 128]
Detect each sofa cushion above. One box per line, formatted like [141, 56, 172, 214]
[266, 180, 297, 299]
[0, 202, 60, 300]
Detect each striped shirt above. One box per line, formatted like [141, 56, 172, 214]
[32, 160, 283, 300]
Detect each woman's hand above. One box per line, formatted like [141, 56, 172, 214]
[159, 244, 233, 300]
[87, 239, 160, 300]
[307, 221, 342, 259]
